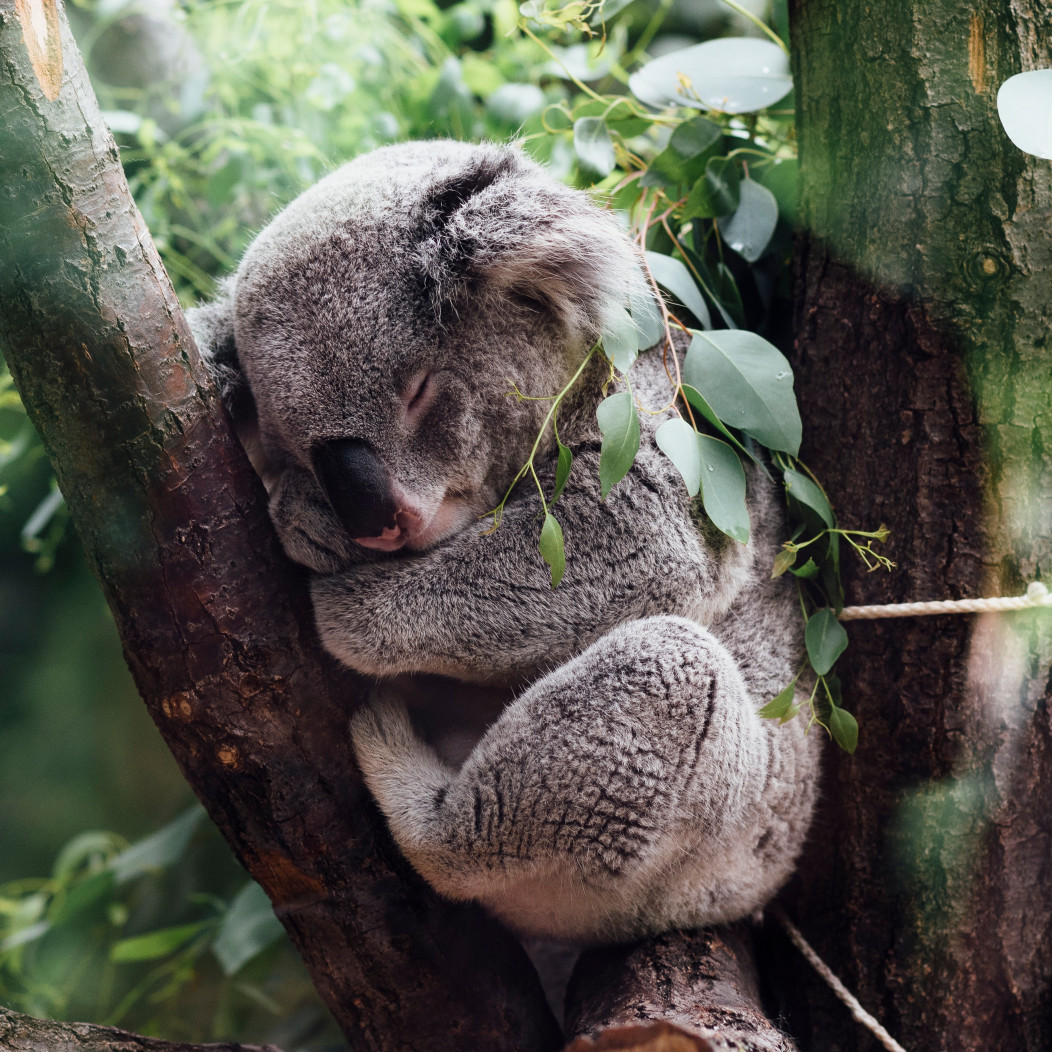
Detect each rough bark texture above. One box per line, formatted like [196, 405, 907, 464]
[0, 1006, 280, 1052]
[0, 3, 560, 1049]
[565, 928, 796, 1052]
[784, 2, 1052, 1050]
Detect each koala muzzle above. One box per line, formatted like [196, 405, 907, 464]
[313, 438, 398, 540]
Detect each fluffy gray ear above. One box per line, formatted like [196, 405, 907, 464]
[417, 146, 646, 339]
[185, 276, 254, 420]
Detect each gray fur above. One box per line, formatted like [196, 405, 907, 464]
[188, 140, 819, 944]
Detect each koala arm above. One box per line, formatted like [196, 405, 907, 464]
[311, 444, 754, 683]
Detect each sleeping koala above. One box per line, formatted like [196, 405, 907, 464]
[188, 140, 819, 944]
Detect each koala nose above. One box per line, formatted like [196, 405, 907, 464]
[313, 438, 398, 539]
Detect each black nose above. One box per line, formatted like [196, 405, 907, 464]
[313, 438, 397, 539]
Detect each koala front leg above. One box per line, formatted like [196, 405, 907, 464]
[314, 447, 752, 682]
[350, 615, 813, 942]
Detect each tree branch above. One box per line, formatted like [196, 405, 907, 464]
[0, 1006, 280, 1052]
[0, 2, 558, 1048]
[564, 926, 796, 1051]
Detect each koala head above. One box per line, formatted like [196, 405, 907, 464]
[189, 141, 644, 564]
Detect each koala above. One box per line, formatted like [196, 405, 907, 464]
[187, 140, 819, 945]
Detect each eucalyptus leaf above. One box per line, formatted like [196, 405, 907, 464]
[679, 383, 763, 469]
[645, 251, 711, 329]
[629, 282, 664, 349]
[110, 806, 206, 884]
[111, 921, 210, 963]
[539, 511, 566, 587]
[698, 435, 750, 543]
[783, 468, 834, 528]
[758, 678, 796, 719]
[552, 440, 573, 504]
[641, 117, 722, 188]
[601, 302, 641, 373]
[756, 158, 798, 225]
[574, 117, 615, 176]
[771, 547, 796, 578]
[827, 705, 859, 754]
[789, 557, 819, 579]
[213, 881, 286, 976]
[655, 418, 703, 496]
[805, 608, 848, 676]
[717, 178, 779, 262]
[628, 39, 793, 114]
[684, 156, 741, 219]
[683, 330, 802, 455]
[597, 390, 640, 498]
[996, 70, 1052, 159]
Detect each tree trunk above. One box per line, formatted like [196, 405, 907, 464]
[784, 2, 1052, 1050]
[0, 2, 558, 1049]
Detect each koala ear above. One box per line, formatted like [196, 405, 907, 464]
[417, 146, 647, 339]
[185, 276, 255, 421]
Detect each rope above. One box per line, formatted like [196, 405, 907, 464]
[773, 910, 910, 1052]
[839, 581, 1051, 621]
[783, 586, 1050, 1050]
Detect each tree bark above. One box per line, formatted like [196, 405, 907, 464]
[0, 3, 559, 1049]
[565, 927, 796, 1052]
[0, 1006, 280, 1052]
[785, 2, 1052, 1050]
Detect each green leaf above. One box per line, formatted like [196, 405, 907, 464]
[827, 705, 859, 754]
[789, 557, 819, 579]
[997, 70, 1052, 159]
[629, 282, 664, 349]
[771, 547, 796, 578]
[680, 383, 764, 469]
[758, 679, 796, 719]
[783, 468, 834, 528]
[574, 117, 615, 176]
[683, 330, 802, 455]
[655, 418, 702, 496]
[111, 921, 210, 963]
[645, 251, 711, 329]
[628, 38, 792, 114]
[213, 881, 285, 976]
[684, 156, 740, 219]
[552, 440, 573, 504]
[756, 158, 798, 225]
[539, 511, 566, 588]
[698, 435, 750, 543]
[805, 608, 848, 676]
[49, 871, 116, 928]
[717, 178, 779, 262]
[110, 806, 206, 884]
[641, 117, 722, 188]
[601, 302, 640, 373]
[596, 390, 640, 498]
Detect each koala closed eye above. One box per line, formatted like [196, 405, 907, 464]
[189, 139, 819, 944]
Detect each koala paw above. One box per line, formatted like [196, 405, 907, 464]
[350, 689, 418, 780]
[350, 688, 453, 845]
[268, 467, 355, 574]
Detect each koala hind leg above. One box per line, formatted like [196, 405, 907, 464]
[351, 615, 797, 942]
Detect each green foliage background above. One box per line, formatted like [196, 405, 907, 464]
[0, 0, 858, 1044]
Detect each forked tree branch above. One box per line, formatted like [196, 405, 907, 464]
[0, 2, 798, 1050]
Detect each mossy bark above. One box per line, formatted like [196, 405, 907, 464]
[784, 2, 1052, 1049]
